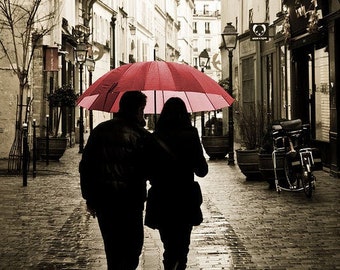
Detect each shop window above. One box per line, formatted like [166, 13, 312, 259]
[312, 48, 329, 142]
[279, 45, 291, 120]
[242, 57, 255, 109]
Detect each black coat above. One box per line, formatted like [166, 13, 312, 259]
[145, 126, 208, 228]
[79, 114, 153, 210]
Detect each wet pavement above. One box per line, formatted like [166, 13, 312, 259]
[0, 145, 340, 269]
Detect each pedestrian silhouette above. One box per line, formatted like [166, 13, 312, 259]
[145, 97, 209, 270]
[79, 91, 153, 270]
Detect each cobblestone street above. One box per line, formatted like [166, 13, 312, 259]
[0, 146, 340, 269]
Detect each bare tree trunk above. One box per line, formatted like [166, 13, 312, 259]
[8, 85, 25, 173]
[0, 0, 58, 173]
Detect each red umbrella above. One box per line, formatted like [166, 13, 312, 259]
[77, 61, 234, 114]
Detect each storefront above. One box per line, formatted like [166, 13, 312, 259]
[272, 0, 340, 176]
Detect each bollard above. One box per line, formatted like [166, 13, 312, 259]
[69, 113, 73, 148]
[32, 119, 37, 178]
[22, 123, 28, 187]
[46, 115, 49, 166]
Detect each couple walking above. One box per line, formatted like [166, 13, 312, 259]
[79, 91, 208, 270]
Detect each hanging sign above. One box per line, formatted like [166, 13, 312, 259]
[44, 47, 59, 71]
[250, 23, 269, 41]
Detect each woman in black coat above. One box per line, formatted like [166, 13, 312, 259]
[145, 97, 208, 270]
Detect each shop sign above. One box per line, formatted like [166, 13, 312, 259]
[250, 23, 269, 41]
[44, 47, 59, 71]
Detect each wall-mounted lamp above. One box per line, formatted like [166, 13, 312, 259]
[86, 57, 95, 72]
[129, 24, 136, 35]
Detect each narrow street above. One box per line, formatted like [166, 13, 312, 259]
[0, 146, 340, 269]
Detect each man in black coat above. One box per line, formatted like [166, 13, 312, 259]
[79, 91, 152, 270]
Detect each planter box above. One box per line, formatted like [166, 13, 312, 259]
[236, 149, 262, 180]
[37, 137, 68, 161]
[202, 136, 229, 159]
[258, 152, 285, 187]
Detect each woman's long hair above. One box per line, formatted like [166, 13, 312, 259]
[155, 97, 192, 132]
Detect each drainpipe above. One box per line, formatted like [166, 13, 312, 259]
[111, 15, 116, 69]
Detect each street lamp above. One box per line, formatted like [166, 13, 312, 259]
[153, 43, 159, 128]
[129, 24, 136, 36]
[221, 22, 238, 165]
[198, 49, 210, 72]
[75, 42, 88, 153]
[154, 43, 159, 61]
[170, 52, 175, 62]
[86, 57, 95, 132]
[198, 49, 210, 136]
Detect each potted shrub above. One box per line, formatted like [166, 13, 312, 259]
[201, 115, 229, 159]
[47, 84, 78, 136]
[37, 85, 78, 160]
[235, 102, 266, 180]
[201, 78, 230, 159]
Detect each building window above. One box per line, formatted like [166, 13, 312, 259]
[205, 39, 211, 51]
[265, 0, 270, 22]
[205, 22, 210, 34]
[193, 22, 197, 33]
[203, 4, 209, 15]
[194, 57, 198, 68]
[193, 39, 198, 52]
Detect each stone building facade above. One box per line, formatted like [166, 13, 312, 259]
[221, 0, 340, 176]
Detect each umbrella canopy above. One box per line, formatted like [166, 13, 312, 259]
[77, 61, 234, 114]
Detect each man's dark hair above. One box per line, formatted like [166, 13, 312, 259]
[119, 91, 147, 114]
